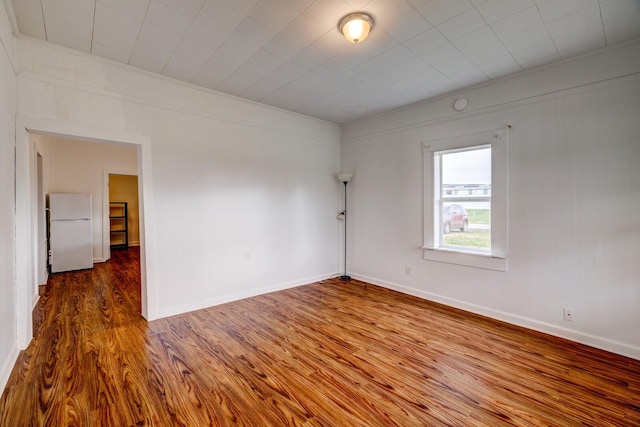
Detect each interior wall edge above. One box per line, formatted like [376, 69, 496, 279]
[14, 37, 341, 144]
[0, 0, 17, 400]
[342, 73, 640, 144]
[341, 40, 640, 142]
[16, 33, 342, 127]
[351, 273, 640, 361]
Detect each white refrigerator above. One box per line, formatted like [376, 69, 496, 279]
[49, 193, 94, 273]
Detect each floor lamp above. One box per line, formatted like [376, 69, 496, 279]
[337, 173, 352, 281]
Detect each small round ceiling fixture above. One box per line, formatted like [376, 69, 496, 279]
[339, 12, 374, 44]
[453, 98, 468, 111]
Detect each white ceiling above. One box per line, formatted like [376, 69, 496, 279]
[8, 0, 640, 123]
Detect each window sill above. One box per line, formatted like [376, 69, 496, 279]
[422, 247, 507, 271]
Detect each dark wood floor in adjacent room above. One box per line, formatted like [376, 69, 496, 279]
[1, 248, 639, 426]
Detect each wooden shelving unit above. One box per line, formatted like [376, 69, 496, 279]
[109, 202, 128, 249]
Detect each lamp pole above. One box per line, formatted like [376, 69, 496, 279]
[338, 174, 352, 281]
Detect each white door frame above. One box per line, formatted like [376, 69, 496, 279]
[36, 151, 47, 288]
[15, 116, 159, 349]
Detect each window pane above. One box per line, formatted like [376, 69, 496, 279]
[440, 147, 491, 253]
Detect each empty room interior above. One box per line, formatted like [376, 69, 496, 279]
[0, 0, 639, 425]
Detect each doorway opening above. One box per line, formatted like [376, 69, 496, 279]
[108, 174, 140, 252]
[15, 118, 157, 349]
[31, 134, 141, 309]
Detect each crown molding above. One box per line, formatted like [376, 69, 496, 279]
[2, 0, 18, 35]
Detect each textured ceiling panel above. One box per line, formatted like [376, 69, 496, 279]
[8, 0, 640, 123]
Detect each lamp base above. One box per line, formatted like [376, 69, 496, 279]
[339, 275, 352, 282]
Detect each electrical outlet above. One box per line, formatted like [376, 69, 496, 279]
[405, 266, 412, 276]
[563, 308, 574, 322]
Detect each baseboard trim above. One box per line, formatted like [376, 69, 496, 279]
[0, 343, 19, 394]
[351, 273, 640, 361]
[31, 293, 39, 310]
[155, 272, 339, 319]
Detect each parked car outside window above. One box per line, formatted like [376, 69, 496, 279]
[443, 204, 468, 234]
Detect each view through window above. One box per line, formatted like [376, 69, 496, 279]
[436, 145, 491, 253]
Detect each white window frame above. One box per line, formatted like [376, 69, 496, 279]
[423, 128, 508, 271]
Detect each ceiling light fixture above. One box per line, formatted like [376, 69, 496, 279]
[339, 12, 374, 44]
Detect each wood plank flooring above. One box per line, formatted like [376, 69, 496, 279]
[1, 248, 639, 426]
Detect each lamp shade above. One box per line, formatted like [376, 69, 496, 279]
[339, 13, 374, 44]
[338, 173, 352, 183]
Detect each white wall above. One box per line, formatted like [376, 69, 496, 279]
[16, 37, 342, 320]
[36, 135, 138, 262]
[342, 41, 640, 359]
[0, 1, 17, 393]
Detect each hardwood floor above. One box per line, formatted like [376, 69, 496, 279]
[1, 248, 639, 426]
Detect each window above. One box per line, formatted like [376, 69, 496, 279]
[423, 128, 508, 271]
[436, 145, 491, 253]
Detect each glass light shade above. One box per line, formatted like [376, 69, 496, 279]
[338, 173, 352, 183]
[339, 13, 374, 44]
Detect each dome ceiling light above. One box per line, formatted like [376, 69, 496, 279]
[339, 12, 374, 45]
